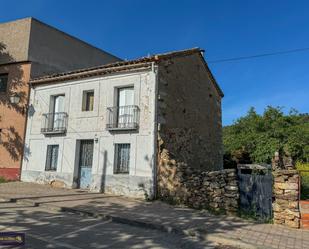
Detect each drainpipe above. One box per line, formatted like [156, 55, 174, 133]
[19, 76, 33, 181]
[151, 62, 159, 199]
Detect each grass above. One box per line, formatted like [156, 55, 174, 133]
[238, 208, 272, 223]
[296, 162, 309, 200]
[0, 177, 7, 184]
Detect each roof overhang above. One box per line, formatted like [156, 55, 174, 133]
[29, 47, 224, 98]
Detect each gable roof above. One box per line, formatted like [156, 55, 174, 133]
[30, 48, 224, 97]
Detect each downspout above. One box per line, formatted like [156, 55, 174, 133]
[151, 61, 159, 199]
[19, 67, 33, 181]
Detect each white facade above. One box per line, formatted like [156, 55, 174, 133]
[21, 67, 157, 198]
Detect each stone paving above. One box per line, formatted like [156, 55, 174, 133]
[1, 182, 309, 249]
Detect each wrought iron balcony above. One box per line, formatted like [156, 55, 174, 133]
[106, 105, 139, 130]
[41, 112, 68, 135]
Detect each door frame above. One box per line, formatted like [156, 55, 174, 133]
[76, 139, 94, 189]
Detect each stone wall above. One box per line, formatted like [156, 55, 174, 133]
[157, 53, 223, 172]
[273, 170, 300, 228]
[186, 169, 239, 213]
[157, 153, 239, 214]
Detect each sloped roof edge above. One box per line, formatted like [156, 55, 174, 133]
[30, 48, 201, 84]
[29, 47, 224, 97]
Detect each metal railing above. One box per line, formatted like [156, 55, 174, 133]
[106, 105, 139, 130]
[41, 112, 68, 134]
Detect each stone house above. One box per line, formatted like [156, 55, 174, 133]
[0, 17, 119, 180]
[21, 48, 224, 198]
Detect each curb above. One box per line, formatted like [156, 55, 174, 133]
[3, 197, 263, 249]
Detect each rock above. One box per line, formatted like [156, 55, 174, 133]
[273, 218, 285, 224]
[274, 189, 284, 195]
[285, 218, 300, 228]
[50, 180, 66, 188]
[225, 185, 238, 191]
[274, 182, 298, 190]
[273, 203, 282, 212]
[284, 209, 300, 218]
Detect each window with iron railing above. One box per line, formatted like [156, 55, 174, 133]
[41, 112, 68, 134]
[106, 86, 139, 130]
[106, 105, 139, 130]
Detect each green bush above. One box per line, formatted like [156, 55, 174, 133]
[223, 106, 309, 165]
[296, 162, 309, 200]
[0, 177, 7, 184]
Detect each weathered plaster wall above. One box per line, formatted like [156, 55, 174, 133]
[157, 53, 223, 198]
[21, 69, 157, 198]
[0, 63, 31, 179]
[0, 17, 121, 180]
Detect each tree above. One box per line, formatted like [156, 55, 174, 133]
[223, 106, 309, 166]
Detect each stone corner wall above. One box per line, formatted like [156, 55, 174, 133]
[273, 170, 300, 228]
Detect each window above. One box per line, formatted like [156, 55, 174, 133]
[117, 87, 134, 126]
[48, 95, 66, 131]
[114, 144, 130, 174]
[45, 145, 59, 171]
[0, 74, 8, 93]
[82, 90, 94, 111]
[117, 87, 134, 107]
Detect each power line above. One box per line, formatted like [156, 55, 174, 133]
[208, 47, 309, 63]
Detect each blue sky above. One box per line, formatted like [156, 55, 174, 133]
[1, 0, 308, 125]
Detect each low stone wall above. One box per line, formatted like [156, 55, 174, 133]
[185, 169, 239, 213]
[158, 161, 239, 214]
[273, 170, 300, 228]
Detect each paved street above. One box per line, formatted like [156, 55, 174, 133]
[2, 182, 309, 249]
[0, 202, 232, 249]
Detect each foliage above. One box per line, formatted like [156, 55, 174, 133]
[296, 162, 309, 200]
[238, 208, 272, 223]
[0, 177, 7, 184]
[223, 106, 309, 165]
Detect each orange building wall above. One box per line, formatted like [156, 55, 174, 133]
[0, 62, 31, 180]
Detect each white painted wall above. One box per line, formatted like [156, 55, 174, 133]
[22, 68, 157, 198]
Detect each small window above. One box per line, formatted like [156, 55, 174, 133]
[45, 145, 59, 171]
[0, 74, 8, 93]
[82, 90, 94, 111]
[114, 144, 130, 174]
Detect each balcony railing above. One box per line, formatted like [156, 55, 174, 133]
[41, 112, 68, 134]
[106, 105, 139, 130]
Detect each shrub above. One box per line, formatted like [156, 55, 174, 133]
[0, 177, 7, 184]
[296, 162, 309, 200]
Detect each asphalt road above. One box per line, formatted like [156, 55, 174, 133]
[0, 202, 234, 249]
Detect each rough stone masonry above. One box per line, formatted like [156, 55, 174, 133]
[273, 170, 300, 228]
[158, 152, 239, 214]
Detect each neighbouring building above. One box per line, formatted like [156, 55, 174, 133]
[0, 17, 120, 180]
[21, 48, 224, 198]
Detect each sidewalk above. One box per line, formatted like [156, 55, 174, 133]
[1, 182, 309, 249]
